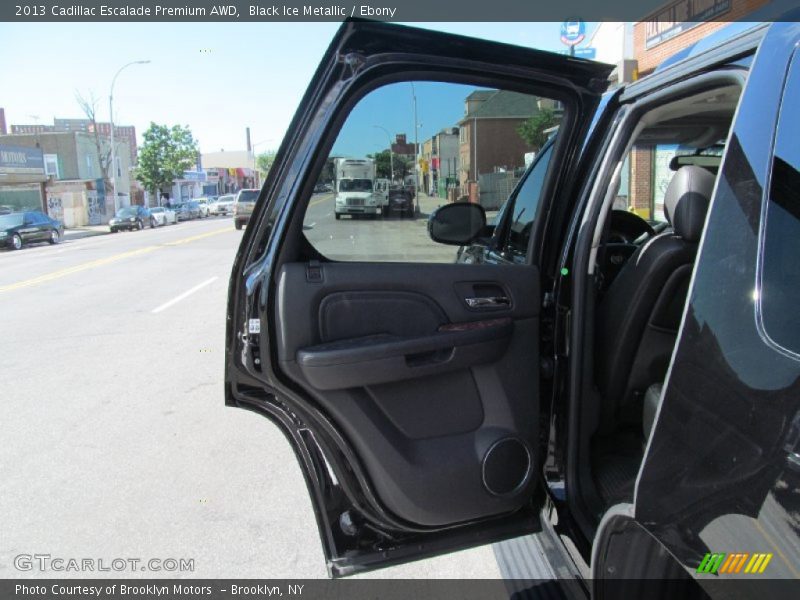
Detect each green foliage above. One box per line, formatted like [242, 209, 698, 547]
[368, 150, 413, 181]
[135, 123, 199, 198]
[256, 151, 277, 175]
[516, 108, 559, 150]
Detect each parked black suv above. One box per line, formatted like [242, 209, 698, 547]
[384, 185, 415, 218]
[226, 19, 800, 595]
[109, 206, 155, 232]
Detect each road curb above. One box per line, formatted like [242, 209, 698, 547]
[63, 229, 111, 241]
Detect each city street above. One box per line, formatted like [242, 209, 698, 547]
[303, 192, 459, 263]
[0, 214, 506, 579]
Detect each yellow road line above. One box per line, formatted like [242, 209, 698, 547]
[308, 194, 333, 208]
[0, 226, 231, 294]
[754, 518, 800, 578]
[163, 226, 230, 246]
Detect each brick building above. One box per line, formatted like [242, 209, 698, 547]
[420, 127, 459, 197]
[10, 117, 138, 165]
[390, 134, 417, 160]
[625, 0, 767, 219]
[634, 0, 768, 77]
[457, 90, 540, 189]
[0, 131, 132, 224]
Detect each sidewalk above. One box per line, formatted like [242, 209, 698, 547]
[416, 192, 448, 217]
[415, 192, 500, 221]
[63, 225, 110, 241]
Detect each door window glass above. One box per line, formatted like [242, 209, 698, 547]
[760, 57, 800, 355]
[302, 81, 560, 263]
[502, 142, 554, 260]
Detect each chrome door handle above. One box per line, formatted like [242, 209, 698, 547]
[465, 296, 510, 308]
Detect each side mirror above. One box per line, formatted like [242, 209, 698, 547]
[428, 202, 486, 246]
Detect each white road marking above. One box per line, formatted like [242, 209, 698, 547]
[151, 276, 218, 314]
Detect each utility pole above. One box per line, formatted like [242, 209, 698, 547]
[411, 82, 420, 212]
[109, 60, 150, 212]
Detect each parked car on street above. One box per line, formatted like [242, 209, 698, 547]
[209, 194, 235, 216]
[149, 206, 177, 226]
[383, 185, 415, 218]
[185, 201, 203, 219]
[226, 20, 800, 592]
[109, 206, 155, 232]
[175, 202, 201, 221]
[0, 211, 63, 250]
[233, 189, 259, 230]
[195, 198, 210, 218]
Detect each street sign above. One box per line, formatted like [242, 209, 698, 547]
[0, 144, 44, 175]
[559, 47, 597, 60]
[573, 47, 596, 59]
[560, 19, 586, 47]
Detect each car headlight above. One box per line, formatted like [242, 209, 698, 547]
[0, 231, 7, 237]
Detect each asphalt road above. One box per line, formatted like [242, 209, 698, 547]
[303, 192, 459, 263]
[0, 214, 504, 579]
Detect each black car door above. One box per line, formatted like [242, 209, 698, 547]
[20, 212, 41, 243]
[30, 213, 47, 240]
[226, 20, 611, 576]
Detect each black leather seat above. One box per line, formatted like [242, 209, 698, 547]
[595, 166, 715, 432]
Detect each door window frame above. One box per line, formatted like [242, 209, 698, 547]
[560, 69, 748, 546]
[755, 48, 800, 362]
[490, 137, 556, 264]
[267, 67, 587, 272]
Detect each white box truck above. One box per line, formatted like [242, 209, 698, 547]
[334, 158, 380, 219]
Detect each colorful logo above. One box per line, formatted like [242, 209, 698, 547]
[560, 19, 586, 47]
[697, 552, 773, 575]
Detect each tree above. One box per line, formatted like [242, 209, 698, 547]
[136, 123, 199, 204]
[516, 108, 560, 151]
[256, 150, 277, 175]
[368, 150, 413, 181]
[75, 91, 112, 194]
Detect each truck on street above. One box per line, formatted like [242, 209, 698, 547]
[334, 158, 379, 219]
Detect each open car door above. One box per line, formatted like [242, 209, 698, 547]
[226, 20, 611, 576]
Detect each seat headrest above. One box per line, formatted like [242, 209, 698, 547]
[664, 166, 715, 242]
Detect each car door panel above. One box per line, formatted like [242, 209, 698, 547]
[21, 222, 38, 242]
[226, 20, 611, 573]
[274, 261, 539, 526]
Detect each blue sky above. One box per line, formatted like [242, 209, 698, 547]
[331, 81, 484, 157]
[0, 22, 594, 154]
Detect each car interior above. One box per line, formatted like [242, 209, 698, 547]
[583, 83, 743, 513]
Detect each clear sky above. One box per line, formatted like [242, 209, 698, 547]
[0, 21, 594, 155]
[331, 81, 485, 158]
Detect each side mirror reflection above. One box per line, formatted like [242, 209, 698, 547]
[428, 202, 486, 246]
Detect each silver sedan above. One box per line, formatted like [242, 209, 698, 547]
[149, 206, 178, 226]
